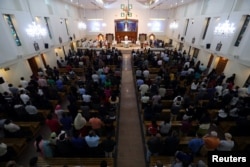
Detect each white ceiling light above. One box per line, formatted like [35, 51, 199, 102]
[26, 21, 47, 38]
[214, 0, 236, 37]
[78, 21, 86, 29]
[169, 21, 178, 29]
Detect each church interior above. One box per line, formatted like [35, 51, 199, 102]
[0, 0, 250, 166]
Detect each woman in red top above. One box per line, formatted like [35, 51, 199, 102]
[147, 120, 159, 136]
[45, 113, 61, 134]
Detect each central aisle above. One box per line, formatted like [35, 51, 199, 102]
[116, 52, 146, 167]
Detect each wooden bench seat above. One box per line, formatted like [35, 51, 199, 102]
[38, 109, 50, 119]
[0, 138, 27, 157]
[38, 157, 114, 167]
[144, 121, 198, 128]
[148, 68, 160, 74]
[150, 156, 208, 167]
[15, 121, 40, 137]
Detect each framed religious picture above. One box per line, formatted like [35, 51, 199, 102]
[59, 36, 62, 43]
[128, 12, 132, 17]
[34, 42, 39, 51]
[216, 41, 222, 51]
[128, 4, 132, 9]
[121, 13, 125, 17]
[121, 4, 125, 9]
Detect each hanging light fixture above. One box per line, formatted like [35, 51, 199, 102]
[78, 0, 87, 30]
[214, 0, 236, 37]
[169, 21, 178, 29]
[26, 21, 47, 38]
[26, 1, 47, 38]
[169, 3, 178, 30]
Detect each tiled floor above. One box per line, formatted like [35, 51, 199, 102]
[116, 53, 146, 167]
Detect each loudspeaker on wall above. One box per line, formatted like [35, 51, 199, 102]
[44, 43, 49, 49]
[206, 43, 211, 49]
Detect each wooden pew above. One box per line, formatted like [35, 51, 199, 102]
[148, 68, 160, 74]
[38, 157, 114, 167]
[144, 121, 198, 128]
[161, 100, 173, 109]
[38, 109, 50, 119]
[15, 121, 40, 137]
[0, 138, 27, 157]
[150, 156, 208, 167]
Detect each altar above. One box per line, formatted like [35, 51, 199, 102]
[121, 40, 132, 48]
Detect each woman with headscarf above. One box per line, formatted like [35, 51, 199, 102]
[74, 111, 87, 136]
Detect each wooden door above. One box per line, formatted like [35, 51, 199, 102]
[215, 57, 228, 74]
[41, 54, 47, 67]
[28, 57, 39, 75]
[207, 54, 214, 69]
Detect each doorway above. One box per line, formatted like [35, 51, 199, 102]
[207, 54, 214, 69]
[215, 57, 228, 74]
[41, 54, 47, 67]
[28, 57, 39, 76]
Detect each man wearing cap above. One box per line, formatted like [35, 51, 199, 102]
[201, 131, 220, 156]
[217, 133, 234, 151]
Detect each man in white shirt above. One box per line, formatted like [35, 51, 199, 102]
[91, 73, 99, 83]
[139, 83, 149, 96]
[143, 69, 150, 79]
[20, 77, 28, 88]
[20, 90, 30, 105]
[82, 94, 91, 106]
[25, 102, 38, 115]
[4, 119, 20, 133]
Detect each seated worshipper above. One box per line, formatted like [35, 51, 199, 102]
[20, 90, 30, 105]
[55, 131, 73, 157]
[89, 114, 104, 135]
[60, 112, 73, 137]
[25, 101, 44, 122]
[45, 113, 61, 134]
[82, 93, 92, 106]
[160, 130, 179, 156]
[151, 92, 161, 105]
[78, 85, 86, 96]
[139, 83, 149, 96]
[101, 135, 116, 157]
[146, 133, 162, 162]
[3, 119, 22, 137]
[188, 133, 204, 155]
[201, 131, 220, 156]
[173, 150, 193, 167]
[143, 69, 150, 79]
[92, 72, 99, 83]
[159, 118, 172, 136]
[158, 87, 166, 99]
[135, 69, 142, 78]
[171, 95, 184, 121]
[141, 93, 150, 109]
[181, 116, 193, 137]
[56, 77, 64, 91]
[144, 102, 154, 121]
[109, 93, 119, 110]
[85, 130, 100, 156]
[70, 131, 87, 156]
[73, 111, 87, 136]
[0, 142, 16, 162]
[34, 135, 53, 158]
[54, 105, 64, 121]
[136, 77, 144, 88]
[153, 160, 165, 167]
[147, 120, 160, 136]
[217, 133, 234, 151]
